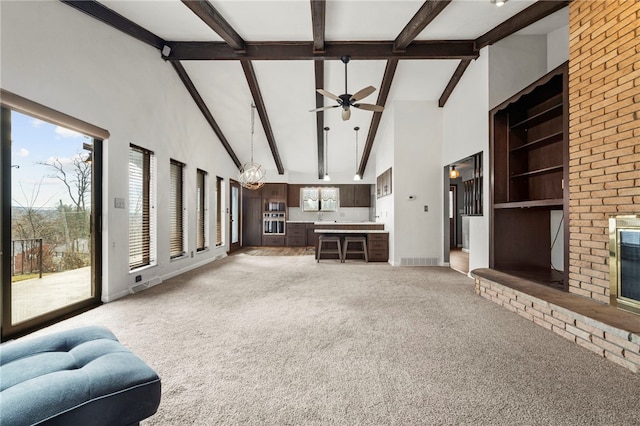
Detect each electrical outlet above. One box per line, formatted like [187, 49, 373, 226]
[424, 205, 428, 212]
[114, 198, 125, 209]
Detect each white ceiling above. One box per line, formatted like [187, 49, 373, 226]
[94, 0, 568, 182]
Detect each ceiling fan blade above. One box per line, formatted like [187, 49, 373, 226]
[309, 105, 340, 112]
[316, 88, 340, 101]
[350, 86, 376, 102]
[341, 107, 351, 121]
[354, 103, 384, 112]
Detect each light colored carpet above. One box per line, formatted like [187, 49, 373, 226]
[26, 254, 640, 425]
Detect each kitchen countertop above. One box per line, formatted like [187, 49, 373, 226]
[314, 229, 388, 234]
[286, 221, 380, 225]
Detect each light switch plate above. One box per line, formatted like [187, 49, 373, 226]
[114, 198, 125, 209]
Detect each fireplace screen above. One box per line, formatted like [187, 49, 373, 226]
[609, 216, 640, 315]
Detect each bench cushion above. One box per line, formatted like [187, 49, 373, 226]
[0, 326, 161, 425]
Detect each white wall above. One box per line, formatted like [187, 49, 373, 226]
[1, 1, 239, 301]
[488, 35, 548, 109]
[392, 101, 443, 265]
[547, 25, 570, 71]
[442, 52, 490, 273]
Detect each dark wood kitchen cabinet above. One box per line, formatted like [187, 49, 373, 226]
[338, 184, 371, 207]
[367, 233, 389, 262]
[286, 223, 307, 247]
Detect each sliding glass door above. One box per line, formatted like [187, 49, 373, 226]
[1, 104, 102, 340]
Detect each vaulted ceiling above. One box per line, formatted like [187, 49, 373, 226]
[61, 0, 569, 181]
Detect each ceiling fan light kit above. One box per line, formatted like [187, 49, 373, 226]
[310, 56, 385, 121]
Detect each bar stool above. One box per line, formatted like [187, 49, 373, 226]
[342, 236, 368, 262]
[317, 235, 342, 262]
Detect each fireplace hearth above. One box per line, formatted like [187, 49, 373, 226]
[609, 216, 640, 315]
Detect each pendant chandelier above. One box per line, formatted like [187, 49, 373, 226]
[353, 126, 361, 181]
[238, 103, 265, 190]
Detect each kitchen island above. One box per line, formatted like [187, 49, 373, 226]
[314, 227, 388, 262]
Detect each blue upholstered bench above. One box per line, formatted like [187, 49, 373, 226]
[0, 326, 161, 425]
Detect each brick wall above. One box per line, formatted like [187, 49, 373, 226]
[568, 0, 640, 302]
[475, 276, 640, 374]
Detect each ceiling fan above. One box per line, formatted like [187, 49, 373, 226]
[310, 55, 385, 121]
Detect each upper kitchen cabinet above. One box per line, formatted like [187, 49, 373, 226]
[287, 184, 301, 207]
[339, 184, 372, 207]
[262, 183, 287, 201]
[353, 185, 371, 207]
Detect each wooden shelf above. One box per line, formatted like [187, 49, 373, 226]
[510, 130, 563, 153]
[490, 62, 568, 290]
[509, 102, 562, 130]
[493, 199, 564, 209]
[510, 165, 563, 179]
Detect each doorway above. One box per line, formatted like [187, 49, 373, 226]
[1, 101, 103, 340]
[229, 179, 241, 253]
[445, 152, 482, 276]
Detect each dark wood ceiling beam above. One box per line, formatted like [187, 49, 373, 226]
[310, 0, 326, 53]
[181, 0, 246, 52]
[314, 60, 325, 179]
[475, 0, 570, 49]
[439, 1, 569, 108]
[438, 59, 472, 107]
[311, 0, 326, 177]
[60, 0, 165, 50]
[164, 40, 479, 61]
[393, 0, 452, 52]
[240, 60, 285, 175]
[357, 60, 398, 178]
[171, 61, 241, 169]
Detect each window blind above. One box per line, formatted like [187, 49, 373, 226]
[129, 145, 155, 269]
[196, 169, 207, 251]
[170, 159, 185, 258]
[216, 176, 223, 246]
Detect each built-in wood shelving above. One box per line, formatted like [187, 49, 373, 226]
[489, 62, 569, 289]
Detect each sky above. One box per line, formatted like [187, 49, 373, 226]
[10, 110, 93, 209]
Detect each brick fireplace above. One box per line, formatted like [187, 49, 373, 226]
[474, 0, 640, 375]
[567, 0, 640, 303]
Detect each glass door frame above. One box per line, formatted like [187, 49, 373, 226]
[1, 93, 105, 341]
[229, 179, 241, 253]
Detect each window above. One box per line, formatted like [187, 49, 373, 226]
[320, 187, 338, 211]
[216, 176, 223, 246]
[302, 188, 319, 211]
[462, 152, 483, 215]
[301, 187, 338, 212]
[169, 159, 185, 259]
[196, 169, 208, 251]
[129, 145, 156, 269]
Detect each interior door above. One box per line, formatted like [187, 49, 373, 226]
[229, 180, 241, 252]
[1, 106, 102, 340]
[242, 196, 263, 247]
